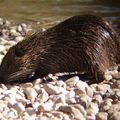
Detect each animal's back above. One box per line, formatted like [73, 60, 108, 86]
[39, 15, 119, 82]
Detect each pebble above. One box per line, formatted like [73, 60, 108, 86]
[15, 36, 24, 42]
[108, 104, 120, 114]
[109, 112, 120, 120]
[26, 107, 36, 115]
[0, 45, 5, 52]
[54, 93, 66, 104]
[65, 76, 79, 87]
[24, 87, 37, 102]
[12, 103, 25, 115]
[43, 83, 64, 95]
[86, 86, 94, 97]
[17, 25, 23, 32]
[38, 102, 53, 112]
[77, 94, 91, 108]
[59, 105, 85, 119]
[101, 98, 113, 111]
[96, 112, 108, 120]
[92, 94, 103, 104]
[6, 109, 18, 119]
[76, 80, 88, 91]
[10, 29, 20, 36]
[96, 84, 111, 94]
[38, 88, 49, 102]
[88, 102, 99, 114]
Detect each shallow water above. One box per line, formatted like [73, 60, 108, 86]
[0, 0, 120, 27]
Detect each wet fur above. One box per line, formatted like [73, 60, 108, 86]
[0, 15, 119, 84]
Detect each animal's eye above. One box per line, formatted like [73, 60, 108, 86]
[14, 48, 25, 57]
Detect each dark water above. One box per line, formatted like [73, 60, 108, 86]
[0, 0, 120, 27]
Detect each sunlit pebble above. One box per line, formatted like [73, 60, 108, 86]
[56, 80, 66, 89]
[25, 107, 36, 116]
[15, 36, 24, 42]
[5, 20, 10, 26]
[24, 87, 37, 102]
[0, 102, 7, 112]
[33, 101, 40, 110]
[73, 104, 86, 116]
[0, 38, 7, 44]
[88, 102, 99, 114]
[43, 83, 65, 95]
[33, 78, 43, 85]
[66, 90, 75, 99]
[59, 105, 85, 119]
[9, 40, 17, 45]
[12, 103, 25, 115]
[0, 113, 3, 119]
[65, 76, 79, 87]
[6, 109, 18, 119]
[0, 84, 8, 90]
[86, 86, 94, 97]
[92, 94, 103, 104]
[42, 28, 46, 32]
[10, 29, 20, 36]
[38, 88, 49, 102]
[38, 102, 53, 112]
[2, 107, 10, 117]
[21, 23, 27, 28]
[96, 112, 108, 120]
[54, 93, 66, 104]
[17, 25, 23, 32]
[0, 45, 5, 52]
[0, 20, 3, 25]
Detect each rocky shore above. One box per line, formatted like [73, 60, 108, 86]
[0, 18, 120, 120]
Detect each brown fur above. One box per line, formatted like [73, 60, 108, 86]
[0, 14, 119, 84]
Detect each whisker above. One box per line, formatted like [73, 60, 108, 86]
[7, 69, 35, 83]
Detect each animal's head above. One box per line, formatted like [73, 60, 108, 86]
[0, 40, 38, 84]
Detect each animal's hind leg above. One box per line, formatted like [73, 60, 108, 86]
[92, 68, 105, 83]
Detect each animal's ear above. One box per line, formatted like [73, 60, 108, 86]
[14, 47, 25, 57]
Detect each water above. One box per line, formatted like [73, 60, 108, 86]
[0, 0, 120, 27]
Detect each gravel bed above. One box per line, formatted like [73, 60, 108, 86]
[0, 18, 120, 120]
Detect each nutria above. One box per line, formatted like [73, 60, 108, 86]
[0, 15, 119, 84]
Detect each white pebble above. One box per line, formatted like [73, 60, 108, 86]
[13, 103, 25, 115]
[6, 110, 18, 119]
[93, 94, 103, 104]
[66, 76, 79, 87]
[0, 45, 5, 52]
[74, 104, 86, 116]
[38, 102, 53, 112]
[25, 87, 37, 102]
[38, 88, 49, 102]
[54, 93, 66, 104]
[26, 107, 36, 115]
[15, 36, 24, 42]
[96, 112, 108, 120]
[88, 102, 99, 114]
[43, 83, 64, 95]
[17, 25, 22, 32]
[76, 80, 88, 91]
[86, 86, 94, 97]
[10, 29, 20, 36]
[9, 41, 16, 46]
